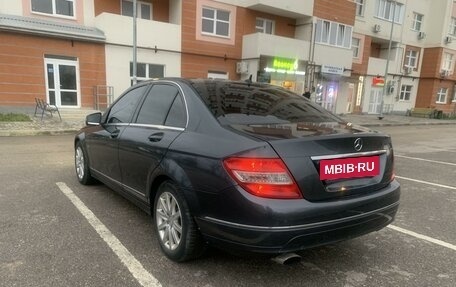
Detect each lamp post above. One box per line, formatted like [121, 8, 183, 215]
[132, 0, 137, 86]
[379, 0, 396, 120]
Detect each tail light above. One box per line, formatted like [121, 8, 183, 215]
[223, 157, 302, 199]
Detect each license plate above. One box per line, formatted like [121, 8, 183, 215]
[319, 156, 380, 180]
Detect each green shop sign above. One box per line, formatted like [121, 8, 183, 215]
[272, 58, 298, 71]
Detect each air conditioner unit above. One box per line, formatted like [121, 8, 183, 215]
[404, 66, 413, 74]
[373, 24, 381, 33]
[440, 70, 450, 78]
[236, 61, 249, 74]
[387, 80, 396, 94]
[445, 36, 453, 44]
[418, 32, 426, 39]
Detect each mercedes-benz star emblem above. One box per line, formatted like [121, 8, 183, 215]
[354, 138, 363, 152]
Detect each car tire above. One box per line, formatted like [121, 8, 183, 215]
[75, 142, 94, 185]
[154, 180, 206, 262]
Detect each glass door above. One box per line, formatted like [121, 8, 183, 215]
[44, 58, 80, 107]
[368, 89, 382, 114]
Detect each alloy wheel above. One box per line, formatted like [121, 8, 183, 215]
[75, 146, 85, 180]
[156, 191, 182, 250]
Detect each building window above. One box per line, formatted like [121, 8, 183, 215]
[442, 52, 454, 72]
[404, 50, 418, 68]
[201, 7, 230, 37]
[412, 13, 423, 31]
[449, 17, 456, 36]
[130, 62, 164, 85]
[436, 87, 447, 104]
[352, 38, 360, 58]
[122, 0, 152, 20]
[315, 19, 352, 49]
[453, 89, 456, 102]
[31, 0, 75, 18]
[375, 0, 404, 24]
[355, 0, 365, 16]
[256, 18, 274, 34]
[399, 85, 412, 101]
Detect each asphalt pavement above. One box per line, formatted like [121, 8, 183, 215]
[1, 126, 455, 286]
[1, 105, 455, 137]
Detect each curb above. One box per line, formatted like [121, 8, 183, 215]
[0, 129, 79, 137]
[360, 122, 456, 127]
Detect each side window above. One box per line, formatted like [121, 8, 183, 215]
[136, 84, 179, 125]
[107, 86, 147, 124]
[165, 95, 186, 128]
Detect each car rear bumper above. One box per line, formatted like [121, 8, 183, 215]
[195, 182, 400, 254]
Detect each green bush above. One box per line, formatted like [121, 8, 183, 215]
[0, 113, 32, 122]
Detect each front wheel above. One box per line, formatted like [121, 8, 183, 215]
[153, 181, 206, 262]
[75, 142, 94, 185]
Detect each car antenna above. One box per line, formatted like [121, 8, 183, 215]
[245, 74, 253, 87]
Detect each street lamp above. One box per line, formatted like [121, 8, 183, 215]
[379, 0, 396, 120]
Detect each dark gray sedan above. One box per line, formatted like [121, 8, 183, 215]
[74, 78, 400, 262]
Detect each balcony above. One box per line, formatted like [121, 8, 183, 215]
[242, 33, 310, 60]
[313, 44, 353, 74]
[218, 0, 313, 18]
[367, 57, 400, 75]
[94, 12, 180, 51]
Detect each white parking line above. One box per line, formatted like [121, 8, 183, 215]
[56, 182, 161, 287]
[388, 225, 456, 251]
[396, 155, 456, 167]
[395, 176, 456, 191]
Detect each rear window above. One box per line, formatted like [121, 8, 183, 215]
[189, 79, 341, 125]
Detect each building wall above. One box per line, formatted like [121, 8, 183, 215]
[420, 48, 442, 78]
[0, 32, 106, 107]
[313, 0, 355, 26]
[352, 34, 371, 75]
[105, 44, 181, 98]
[181, 0, 297, 79]
[181, 0, 240, 79]
[94, 0, 169, 22]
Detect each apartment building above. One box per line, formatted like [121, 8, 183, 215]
[1, 0, 455, 116]
[352, 0, 456, 115]
[0, 0, 106, 108]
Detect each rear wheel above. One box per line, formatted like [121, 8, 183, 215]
[153, 181, 206, 262]
[75, 142, 94, 185]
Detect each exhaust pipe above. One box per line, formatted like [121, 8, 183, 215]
[271, 253, 302, 265]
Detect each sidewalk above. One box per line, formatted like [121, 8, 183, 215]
[339, 114, 456, 127]
[1, 109, 455, 137]
[0, 106, 89, 137]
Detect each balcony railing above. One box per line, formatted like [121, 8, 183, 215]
[242, 33, 310, 60]
[367, 57, 399, 75]
[94, 12, 181, 51]
[218, 0, 313, 18]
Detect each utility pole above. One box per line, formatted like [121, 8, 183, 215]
[379, 0, 396, 120]
[132, 0, 137, 86]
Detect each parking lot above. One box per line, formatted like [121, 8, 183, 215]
[1, 124, 455, 287]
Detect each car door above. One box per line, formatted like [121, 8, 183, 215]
[118, 83, 187, 198]
[85, 85, 148, 185]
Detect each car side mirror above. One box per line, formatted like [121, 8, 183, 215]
[86, 112, 102, 126]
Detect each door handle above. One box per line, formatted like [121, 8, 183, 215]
[110, 129, 120, 138]
[148, 132, 164, 142]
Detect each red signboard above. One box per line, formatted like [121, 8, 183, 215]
[372, 77, 385, 87]
[319, 156, 380, 180]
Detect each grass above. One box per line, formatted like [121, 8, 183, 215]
[0, 113, 32, 122]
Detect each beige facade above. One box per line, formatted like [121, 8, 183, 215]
[1, 0, 455, 115]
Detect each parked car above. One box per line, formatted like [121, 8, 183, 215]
[74, 78, 400, 262]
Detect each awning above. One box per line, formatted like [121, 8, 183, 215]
[0, 14, 105, 43]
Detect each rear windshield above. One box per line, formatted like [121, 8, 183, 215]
[189, 79, 341, 125]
